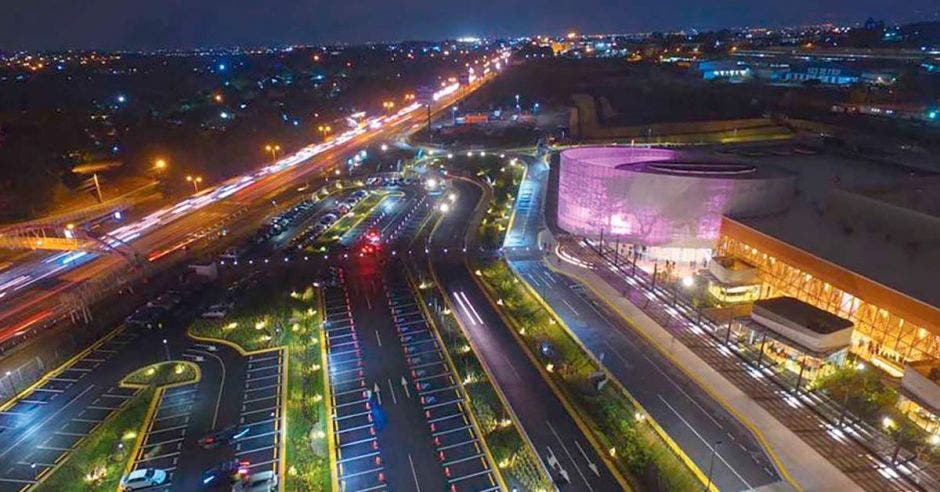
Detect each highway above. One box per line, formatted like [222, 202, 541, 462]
[0, 55, 506, 348]
[430, 178, 621, 491]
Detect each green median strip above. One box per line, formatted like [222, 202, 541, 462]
[188, 282, 331, 491]
[473, 258, 709, 492]
[36, 361, 199, 492]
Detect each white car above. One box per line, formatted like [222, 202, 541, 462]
[201, 303, 231, 319]
[121, 468, 167, 490]
[232, 470, 278, 492]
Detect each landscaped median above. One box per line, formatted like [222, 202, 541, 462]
[308, 190, 398, 251]
[189, 283, 331, 491]
[471, 258, 708, 492]
[36, 361, 199, 492]
[407, 267, 553, 491]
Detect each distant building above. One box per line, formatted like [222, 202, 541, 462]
[695, 60, 752, 81]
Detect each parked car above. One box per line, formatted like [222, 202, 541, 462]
[120, 469, 168, 491]
[126, 306, 166, 330]
[231, 470, 278, 492]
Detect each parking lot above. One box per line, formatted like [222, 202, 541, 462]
[233, 350, 285, 477]
[0, 327, 143, 491]
[323, 271, 387, 492]
[127, 383, 200, 491]
[385, 273, 498, 492]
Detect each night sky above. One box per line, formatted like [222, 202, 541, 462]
[1, 0, 937, 50]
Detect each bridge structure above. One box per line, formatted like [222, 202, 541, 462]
[0, 197, 134, 253]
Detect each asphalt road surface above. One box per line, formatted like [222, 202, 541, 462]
[431, 179, 621, 491]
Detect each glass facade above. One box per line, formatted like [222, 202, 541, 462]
[717, 232, 940, 373]
[557, 147, 794, 257]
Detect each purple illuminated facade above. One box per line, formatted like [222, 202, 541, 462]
[557, 147, 794, 257]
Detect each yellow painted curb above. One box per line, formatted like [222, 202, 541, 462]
[278, 349, 288, 488]
[0, 323, 126, 413]
[318, 287, 340, 492]
[405, 271, 512, 492]
[502, 161, 528, 243]
[545, 258, 803, 492]
[467, 259, 633, 492]
[121, 386, 165, 483]
[510, 261, 716, 491]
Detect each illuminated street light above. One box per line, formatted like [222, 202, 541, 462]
[381, 144, 389, 152]
[439, 202, 450, 213]
[153, 158, 168, 171]
[265, 144, 281, 161]
[213, 93, 223, 103]
[681, 276, 695, 288]
[186, 175, 203, 192]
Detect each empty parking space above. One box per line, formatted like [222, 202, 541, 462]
[324, 270, 386, 492]
[385, 273, 498, 492]
[127, 383, 200, 492]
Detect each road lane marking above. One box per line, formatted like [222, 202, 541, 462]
[657, 394, 752, 489]
[0, 385, 95, 460]
[408, 453, 422, 492]
[546, 420, 593, 490]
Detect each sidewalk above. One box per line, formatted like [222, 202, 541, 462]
[546, 248, 860, 492]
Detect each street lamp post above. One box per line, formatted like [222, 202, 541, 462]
[265, 144, 281, 161]
[162, 339, 171, 361]
[186, 175, 203, 193]
[705, 440, 722, 491]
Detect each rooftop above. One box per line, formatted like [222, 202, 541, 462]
[754, 297, 854, 335]
[722, 143, 940, 310]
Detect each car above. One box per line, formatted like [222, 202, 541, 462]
[201, 459, 250, 488]
[318, 214, 337, 225]
[232, 470, 278, 492]
[126, 306, 166, 330]
[352, 190, 368, 199]
[201, 304, 230, 319]
[197, 425, 251, 449]
[120, 468, 168, 490]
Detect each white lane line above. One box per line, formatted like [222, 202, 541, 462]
[546, 420, 593, 490]
[386, 378, 398, 405]
[657, 394, 751, 489]
[408, 453, 422, 492]
[0, 385, 95, 460]
[458, 291, 484, 325]
[375, 330, 383, 348]
[561, 298, 581, 317]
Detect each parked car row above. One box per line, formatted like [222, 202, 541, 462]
[251, 198, 318, 245]
[125, 288, 184, 329]
[366, 175, 414, 187]
[290, 190, 370, 250]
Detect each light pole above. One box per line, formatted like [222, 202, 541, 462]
[705, 440, 722, 491]
[265, 144, 281, 161]
[162, 339, 171, 361]
[186, 175, 203, 193]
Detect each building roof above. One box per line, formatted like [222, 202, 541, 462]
[724, 144, 940, 312]
[754, 297, 854, 335]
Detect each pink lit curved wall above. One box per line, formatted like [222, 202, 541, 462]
[557, 147, 794, 249]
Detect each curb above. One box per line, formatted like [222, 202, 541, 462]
[318, 287, 339, 492]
